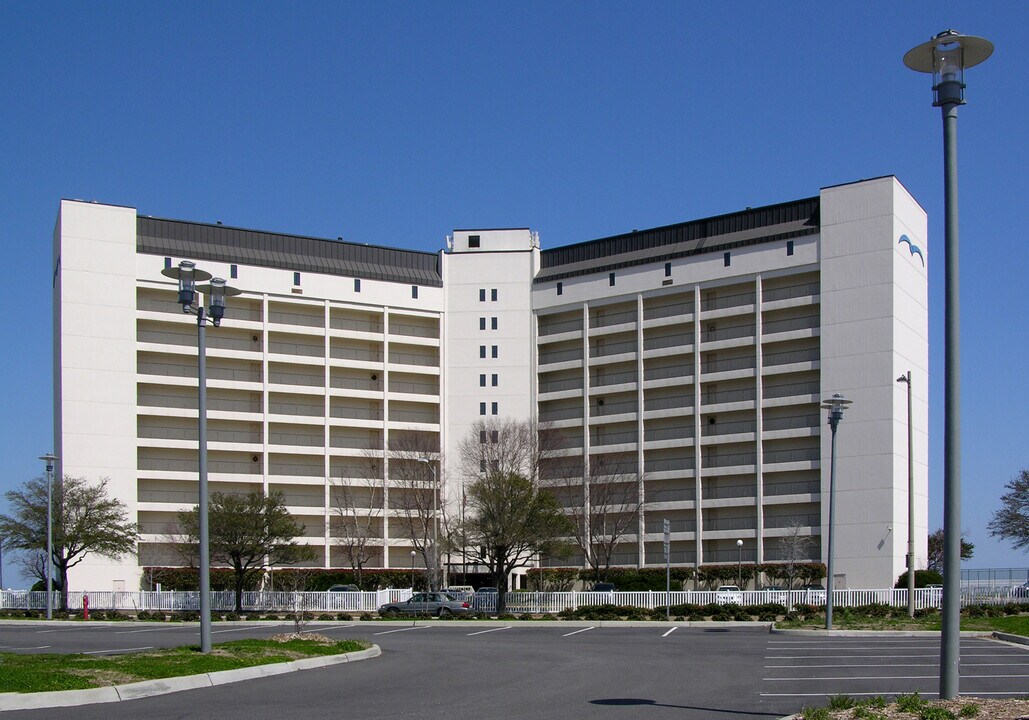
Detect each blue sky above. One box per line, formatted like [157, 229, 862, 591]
[1, 2, 1026, 588]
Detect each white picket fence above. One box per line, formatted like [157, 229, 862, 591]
[1, 587, 1024, 614]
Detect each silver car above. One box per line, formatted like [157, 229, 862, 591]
[378, 592, 473, 618]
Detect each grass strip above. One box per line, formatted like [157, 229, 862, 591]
[0, 638, 369, 694]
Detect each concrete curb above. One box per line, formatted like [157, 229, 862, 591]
[0, 645, 381, 711]
[769, 626, 988, 638]
[993, 631, 1029, 647]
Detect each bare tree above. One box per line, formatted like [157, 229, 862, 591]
[383, 432, 445, 591]
[773, 521, 815, 589]
[556, 453, 642, 581]
[330, 477, 383, 589]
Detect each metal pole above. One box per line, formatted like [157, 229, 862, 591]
[45, 459, 53, 620]
[940, 98, 961, 700]
[431, 464, 438, 592]
[198, 309, 212, 654]
[905, 372, 916, 618]
[826, 422, 838, 631]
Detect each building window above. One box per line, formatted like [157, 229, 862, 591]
[665, 262, 671, 277]
[480, 374, 486, 387]
[480, 345, 487, 359]
[491, 430, 498, 443]
[491, 288, 498, 302]
[556, 282, 563, 296]
[491, 317, 498, 330]
[480, 402, 487, 416]
[480, 430, 488, 443]
[787, 240, 794, 256]
[491, 402, 498, 415]
[491, 374, 498, 387]
[230, 264, 238, 279]
[294, 272, 301, 286]
[609, 272, 616, 286]
[469, 235, 480, 248]
[412, 285, 419, 299]
[479, 289, 486, 302]
[480, 459, 487, 472]
[491, 345, 498, 358]
[164, 257, 172, 269]
[723, 252, 731, 267]
[480, 317, 486, 331]
[354, 278, 361, 292]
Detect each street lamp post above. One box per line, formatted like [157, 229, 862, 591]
[904, 30, 993, 700]
[821, 394, 852, 631]
[417, 457, 439, 591]
[162, 261, 240, 654]
[736, 539, 744, 589]
[39, 453, 58, 620]
[897, 372, 916, 618]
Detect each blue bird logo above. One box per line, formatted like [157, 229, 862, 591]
[898, 235, 924, 266]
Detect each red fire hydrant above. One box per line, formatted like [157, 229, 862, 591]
[83, 595, 90, 621]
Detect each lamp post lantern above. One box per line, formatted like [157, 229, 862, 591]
[736, 539, 744, 589]
[820, 394, 852, 630]
[897, 372, 916, 618]
[417, 457, 440, 591]
[38, 453, 58, 620]
[162, 261, 240, 654]
[904, 29, 993, 700]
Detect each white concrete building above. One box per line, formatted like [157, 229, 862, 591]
[51, 176, 927, 591]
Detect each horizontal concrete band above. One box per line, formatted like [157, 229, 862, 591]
[0, 646, 380, 712]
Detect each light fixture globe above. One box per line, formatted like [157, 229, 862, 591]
[904, 31, 994, 106]
[162, 260, 212, 309]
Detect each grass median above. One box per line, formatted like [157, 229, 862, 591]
[0, 637, 370, 694]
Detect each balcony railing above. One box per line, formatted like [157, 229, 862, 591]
[643, 301, 694, 321]
[330, 346, 382, 363]
[704, 516, 757, 531]
[593, 399, 639, 417]
[590, 340, 638, 358]
[539, 377, 585, 394]
[644, 364, 693, 381]
[268, 371, 323, 387]
[539, 406, 583, 422]
[268, 341, 323, 358]
[702, 356, 756, 374]
[330, 406, 382, 421]
[390, 322, 439, 339]
[331, 316, 382, 334]
[701, 291, 755, 312]
[762, 315, 819, 335]
[763, 381, 819, 399]
[591, 370, 637, 387]
[702, 324, 755, 343]
[644, 425, 695, 442]
[647, 487, 696, 503]
[590, 430, 639, 446]
[389, 350, 438, 367]
[644, 394, 694, 411]
[540, 348, 584, 365]
[590, 309, 637, 328]
[268, 310, 323, 329]
[701, 388, 756, 405]
[764, 447, 820, 464]
[645, 518, 695, 533]
[268, 401, 323, 417]
[763, 282, 820, 303]
[701, 452, 757, 469]
[702, 483, 755, 500]
[763, 348, 820, 367]
[764, 480, 820, 496]
[643, 333, 694, 351]
[763, 414, 820, 432]
[645, 456, 695, 473]
[764, 513, 820, 528]
[702, 420, 756, 437]
[539, 317, 583, 336]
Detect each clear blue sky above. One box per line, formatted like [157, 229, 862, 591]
[1, 2, 1025, 588]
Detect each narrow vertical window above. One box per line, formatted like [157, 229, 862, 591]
[412, 285, 418, 299]
[230, 264, 238, 279]
[491, 288, 497, 302]
[294, 272, 301, 285]
[479, 289, 486, 302]
[664, 262, 671, 277]
[491, 374, 498, 387]
[490, 430, 498, 443]
[491, 345, 498, 358]
[556, 282, 563, 296]
[609, 272, 615, 286]
[479, 317, 486, 331]
[479, 402, 486, 416]
[354, 278, 361, 292]
[491, 317, 498, 330]
[786, 240, 794, 256]
[480, 345, 486, 359]
[480, 430, 487, 443]
[164, 257, 172, 269]
[491, 402, 498, 415]
[723, 252, 731, 267]
[479, 374, 486, 387]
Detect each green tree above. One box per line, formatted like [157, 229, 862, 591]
[926, 528, 975, 573]
[178, 490, 315, 612]
[0, 475, 137, 610]
[988, 469, 1029, 551]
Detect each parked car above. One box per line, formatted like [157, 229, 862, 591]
[377, 592, 473, 618]
[591, 582, 616, 593]
[800, 584, 826, 603]
[760, 585, 788, 606]
[472, 586, 498, 611]
[715, 585, 743, 605]
[327, 584, 360, 593]
[443, 586, 475, 597]
[1012, 582, 1029, 600]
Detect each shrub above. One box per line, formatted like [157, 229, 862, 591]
[958, 704, 980, 718]
[518, 613, 534, 621]
[895, 569, 944, 589]
[853, 708, 886, 719]
[800, 705, 830, 720]
[497, 613, 516, 620]
[914, 607, 938, 618]
[895, 692, 927, 713]
[359, 612, 374, 621]
[176, 610, 200, 622]
[918, 707, 955, 720]
[317, 614, 334, 621]
[225, 612, 241, 621]
[859, 603, 893, 618]
[826, 695, 856, 710]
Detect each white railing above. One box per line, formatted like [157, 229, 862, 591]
[1, 587, 1024, 614]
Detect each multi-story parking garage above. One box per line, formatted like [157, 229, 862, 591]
[51, 175, 927, 592]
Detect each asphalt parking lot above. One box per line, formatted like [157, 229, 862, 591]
[1, 622, 1026, 720]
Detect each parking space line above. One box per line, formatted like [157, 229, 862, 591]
[82, 646, 153, 655]
[763, 690, 1029, 698]
[766, 663, 940, 668]
[765, 675, 938, 681]
[374, 626, 430, 636]
[116, 625, 206, 634]
[766, 654, 938, 659]
[308, 624, 356, 631]
[3, 646, 51, 650]
[662, 627, 677, 637]
[563, 627, 594, 637]
[467, 626, 511, 636]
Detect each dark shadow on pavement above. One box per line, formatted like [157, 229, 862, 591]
[591, 698, 782, 717]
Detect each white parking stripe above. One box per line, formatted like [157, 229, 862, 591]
[765, 675, 938, 681]
[662, 627, 677, 637]
[212, 625, 285, 634]
[4, 646, 51, 650]
[467, 626, 511, 636]
[82, 646, 153, 655]
[763, 691, 1029, 698]
[373, 626, 430, 636]
[766, 663, 941, 668]
[307, 624, 356, 630]
[563, 627, 594, 637]
[116, 626, 201, 634]
[766, 652, 1020, 659]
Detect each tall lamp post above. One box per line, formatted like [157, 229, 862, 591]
[39, 453, 58, 620]
[162, 261, 240, 654]
[904, 30, 993, 700]
[736, 539, 744, 589]
[417, 457, 439, 591]
[897, 371, 916, 618]
[821, 394, 852, 631]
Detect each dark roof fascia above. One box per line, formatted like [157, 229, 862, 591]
[137, 217, 442, 287]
